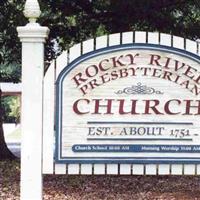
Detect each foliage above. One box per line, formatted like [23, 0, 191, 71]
[0, 0, 200, 65]
[0, 0, 25, 65]
[0, 63, 21, 124]
[39, 0, 200, 62]
[1, 96, 13, 123]
[2, 96, 20, 123]
[8, 96, 20, 123]
[0, 63, 21, 83]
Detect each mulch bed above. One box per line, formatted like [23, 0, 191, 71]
[1, 160, 200, 200]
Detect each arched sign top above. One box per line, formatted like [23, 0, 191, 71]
[55, 34, 200, 164]
[56, 43, 200, 86]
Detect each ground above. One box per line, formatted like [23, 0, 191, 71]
[1, 160, 200, 200]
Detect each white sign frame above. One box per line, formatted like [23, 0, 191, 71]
[55, 43, 200, 164]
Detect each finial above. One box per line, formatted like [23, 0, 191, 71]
[23, 0, 41, 23]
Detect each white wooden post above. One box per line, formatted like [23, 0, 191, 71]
[17, 0, 49, 199]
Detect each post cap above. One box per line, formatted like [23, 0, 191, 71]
[24, 0, 41, 23]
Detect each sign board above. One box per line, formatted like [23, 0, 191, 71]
[55, 43, 200, 164]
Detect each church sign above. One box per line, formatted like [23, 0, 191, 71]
[55, 44, 200, 164]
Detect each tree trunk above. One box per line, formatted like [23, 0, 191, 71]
[0, 89, 16, 160]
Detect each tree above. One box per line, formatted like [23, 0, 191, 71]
[0, 0, 200, 159]
[0, 0, 23, 159]
[0, 90, 16, 159]
[0, 63, 21, 160]
[1, 0, 200, 64]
